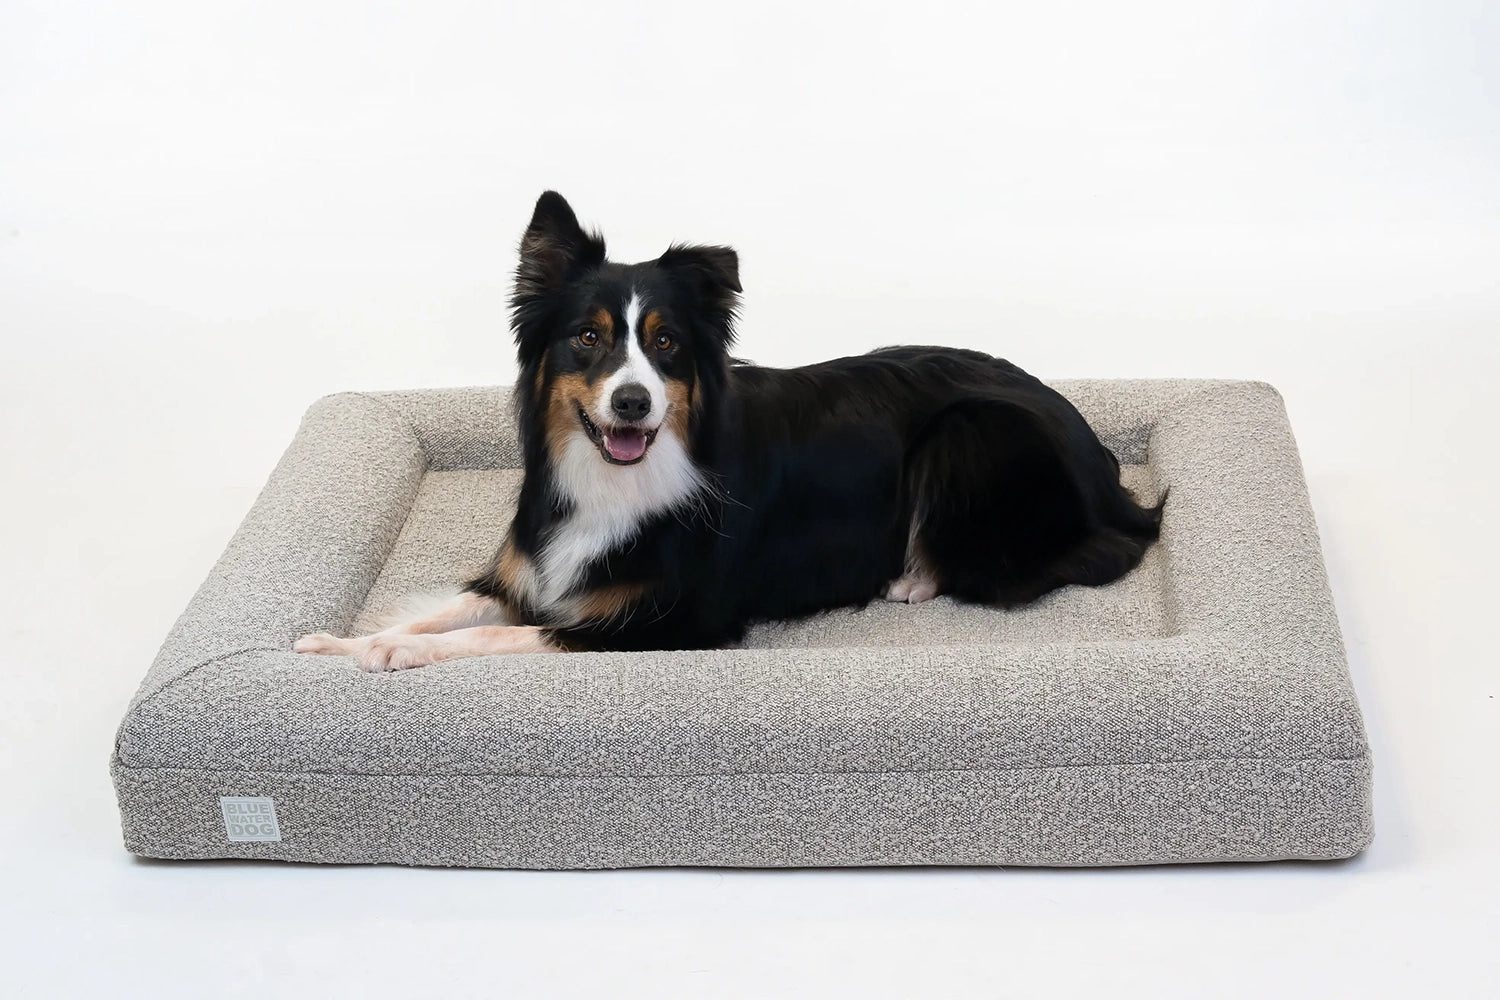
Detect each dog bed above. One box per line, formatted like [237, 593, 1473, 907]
[110, 380, 1372, 868]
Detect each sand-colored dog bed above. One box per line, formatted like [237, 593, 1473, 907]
[110, 380, 1371, 867]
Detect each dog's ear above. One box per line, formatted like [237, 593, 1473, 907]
[515, 191, 606, 303]
[658, 244, 741, 348]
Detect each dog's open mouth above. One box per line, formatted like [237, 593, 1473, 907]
[578, 407, 658, 465]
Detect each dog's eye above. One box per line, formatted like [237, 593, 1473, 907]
[577, 328, 599, 347]
[653, 332, 673, 351]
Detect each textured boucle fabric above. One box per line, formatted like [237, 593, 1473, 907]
[110, 380, 1373, 868]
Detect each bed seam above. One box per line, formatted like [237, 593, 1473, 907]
[110, 752, 1371, 782]
[126, 645, 281, 711]
[352, 390, 427, 458]
[112, 645, 285, 763]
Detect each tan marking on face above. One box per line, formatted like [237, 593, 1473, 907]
[663, 375, 694, 444]
[591, 307, 615, 345]
[546, 372, 592, 460]
[643, 310, 665, 340]
[569, 581, 648, 624]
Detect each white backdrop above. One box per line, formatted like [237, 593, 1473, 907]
[2, 2, 1497, 997]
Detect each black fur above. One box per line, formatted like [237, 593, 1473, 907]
[467, 192, 1163, 651]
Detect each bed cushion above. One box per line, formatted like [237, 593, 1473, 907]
[110, 380, 1372, 868]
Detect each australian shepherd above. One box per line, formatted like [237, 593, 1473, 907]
[295, 192, 1163, 670]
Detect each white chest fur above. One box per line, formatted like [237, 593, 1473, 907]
[524, 428, 707, 611]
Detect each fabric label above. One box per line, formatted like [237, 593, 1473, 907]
[219, 796, 282, 842]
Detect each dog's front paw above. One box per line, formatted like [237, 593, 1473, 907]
[359, 633, 443, 672]
[295, 632, 361, 655]
[883, 573, 940, 604]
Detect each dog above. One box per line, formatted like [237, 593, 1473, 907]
[295, 191, 1163, 670]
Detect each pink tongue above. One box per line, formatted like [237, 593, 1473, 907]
[604, 429, 647, 462]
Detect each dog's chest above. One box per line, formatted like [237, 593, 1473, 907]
[530, 511, 638, 609]
[515, 435, 708, 620]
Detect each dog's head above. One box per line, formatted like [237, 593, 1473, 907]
[510, 191, 740, 474]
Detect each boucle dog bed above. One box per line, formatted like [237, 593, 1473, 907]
[110, 380, 1372, 868]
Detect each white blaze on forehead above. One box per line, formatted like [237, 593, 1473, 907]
[599, 290, 666, 425]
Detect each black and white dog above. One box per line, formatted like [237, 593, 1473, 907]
[296, 192, 1163, 669]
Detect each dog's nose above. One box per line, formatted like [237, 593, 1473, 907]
[610, 384, 652, 422]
